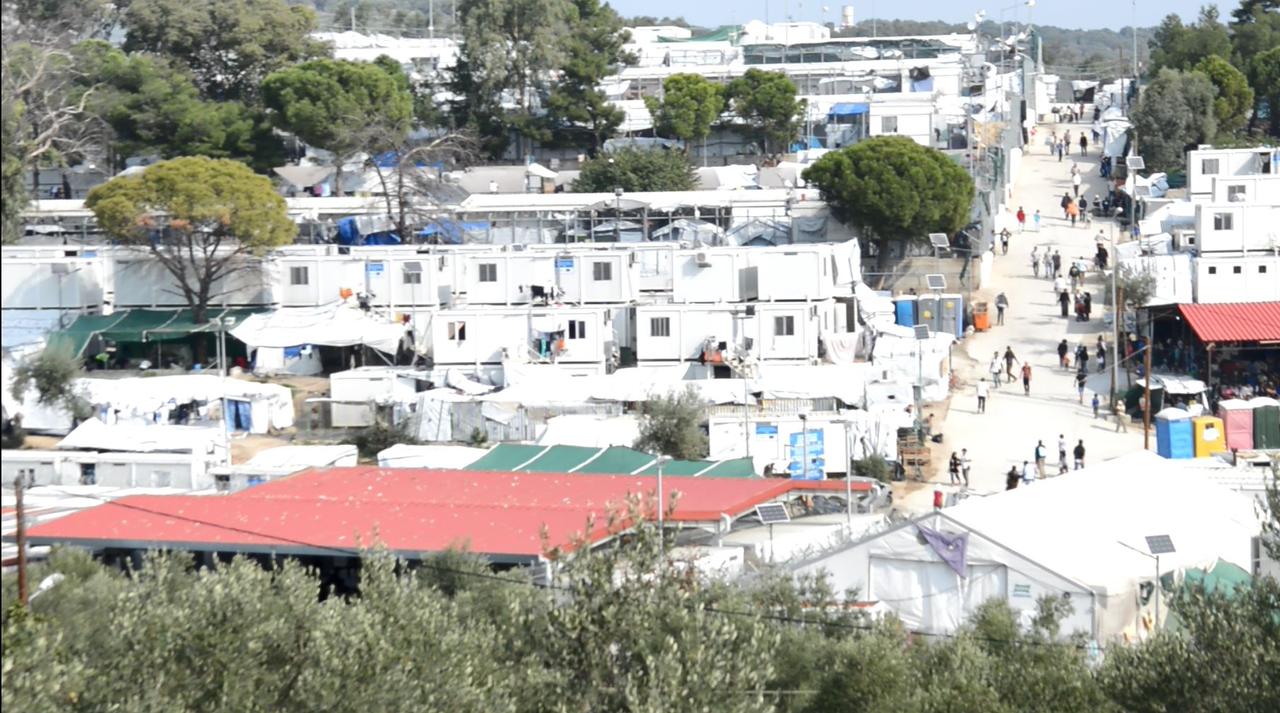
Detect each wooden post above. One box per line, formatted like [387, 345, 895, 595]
[1143, 327, 1153, 450]
[15, 475, 29, 607]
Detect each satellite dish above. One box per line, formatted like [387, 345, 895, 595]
[966, 20, 976, 30]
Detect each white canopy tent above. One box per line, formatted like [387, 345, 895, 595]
[231, 303, 407, 357]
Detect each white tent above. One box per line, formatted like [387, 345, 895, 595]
[231, 303, 407, 355]
[58, 418, 226, 456]
[376, 443, 487, 468]
[790, 451, 1260, 641]
[538, 414, 640, 448]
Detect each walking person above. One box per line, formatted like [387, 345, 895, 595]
[1075, 344, 1089, 371]
[1003, 346, 1019, 381]
[1097, 343, 1107, 373]
[1033, 209, 1042, 232]
[1056, 140, 1065, 162]
[1031, 246, 1041, 277]
[999, 228, 1011, 255]
[1057, 434, 1068, 472]
[1067, 198, 1079, 226]
[1016, 206, 1026, 232]
[995, 292, 1009, 325]
[960, 449, 971, 487]
[1034, 440, 1047, 477]
[1021, 361, 1032, 395]
[1042, 250, 1052, 279]
[1092, 392, 1101, 418]
[1083, 292, 1093, 321]
[1060, 192, 1072, 220]
[1058, 289, 1071, 317]
[1076, 371, 1088, 403]
[1113, 401, 1129, 432]
[976, 378, 989, 413]
[949, 452, 961, 485]
[1058, 339, 1070, 369]
[1079, 134, 1088, 156]
[1052, 250, 1062, 278]
[989, 352, 1003, 386]
[1079, 196, 1091, 226]
[1073, 440, 1086, 470]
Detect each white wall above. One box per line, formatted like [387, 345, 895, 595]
[1194, 204, 1280, 254]
[1194, 255, 1280, 303]
[0, 255, 104, 312]
[1188, 148, 1279, 199]
[635, 302, 828, 364]
[1210, 174, 1280, 205]
[868, 99, 935, 146]
[110, 255, 271, 309]
[428, 308, 610, 369]
[1, 450, 209, 489]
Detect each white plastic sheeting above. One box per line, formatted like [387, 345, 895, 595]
[870, 330, 954, 402]
[243, 445, 357, 469]
[80, 375, 296, 433]
[538, 414, 640, 448]
[230, 303, 406, 354]
[58, 418, 226, 455]
[376, 443, 487, 469]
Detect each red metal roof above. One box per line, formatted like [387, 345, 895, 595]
[1178, 302, 1280, 343]
[19, 468, 868, 562]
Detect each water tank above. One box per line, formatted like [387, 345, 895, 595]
[841, 5, 855, 29]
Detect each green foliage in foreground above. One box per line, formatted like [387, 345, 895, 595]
[4, 532, 1279, 712]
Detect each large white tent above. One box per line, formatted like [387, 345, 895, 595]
[790, 451, 1260, 642]
[231, 303, 407, 355]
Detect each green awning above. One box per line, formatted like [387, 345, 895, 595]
[47, 308, 263, 357]
[575, 446, 656, 474]
[519, 445, 601, 473]
[463, 443, 759, 478]
[465, 444, 548, 471]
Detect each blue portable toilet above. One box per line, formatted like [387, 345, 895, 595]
[1155, 408, 1194, 459]
[938, 293, 964, 337]
[894, 295, 917, 327]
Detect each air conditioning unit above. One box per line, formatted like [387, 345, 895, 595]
[510, 243, 527, 252]
[695, 251, 712, 267]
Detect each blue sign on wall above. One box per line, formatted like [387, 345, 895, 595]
[366, 261, 385, 275]
[787, 430, 825, 480]
[556, 257, 575, 271]
[755, 424, 779, 436]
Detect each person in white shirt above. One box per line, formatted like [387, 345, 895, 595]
[1021, 460, 1035, 485]
[960, 448, 972, 487]
[976, 378, 989, 413]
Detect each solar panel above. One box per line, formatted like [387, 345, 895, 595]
[925, 274, 946, 291]
[755, 503, 791, 524]
[1145, 534, 1176, 555]
[928, 232, 951, 249]
[913, 324, 931, 340]
[1125, 156, 1145, 170]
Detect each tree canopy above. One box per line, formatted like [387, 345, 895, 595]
[85, 157, 295, 322]
[1194, 55, 1255, 136]
[1130, 68, 1217, 173]
[632, 386, 709, 460]
[262, 58, 413, 194]
[544, 0, 633, 152]
[573, 148, 697, 193]
[1149, 7, 1233, 73]
[802, 137, 973, 268]
[450, 0, 571, 159]
[121, 0, 330, 101]
[725, 69, 805, 156]
[5, 538, 1280, 712]
[645, 73, 725, 150]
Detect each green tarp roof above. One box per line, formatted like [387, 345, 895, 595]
[47, 308, 260, 357]
[464, 444, 758, 478]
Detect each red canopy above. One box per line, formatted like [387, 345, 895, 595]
[1178, 302, 1280, 343]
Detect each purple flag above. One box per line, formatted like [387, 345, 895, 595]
[918, 525, 969, 578]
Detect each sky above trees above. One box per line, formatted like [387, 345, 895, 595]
[609, 0, 1223, 31]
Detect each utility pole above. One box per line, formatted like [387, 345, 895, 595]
[1143, 324, 1153, 450]
[15, 475, 29, 607]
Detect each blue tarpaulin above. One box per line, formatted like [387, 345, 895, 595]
[336, 217, 401, 246]
[828, 102, 870, 117]
[370, 151, 429, 169]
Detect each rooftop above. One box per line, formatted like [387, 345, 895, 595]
[16, 467, 866, 564]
